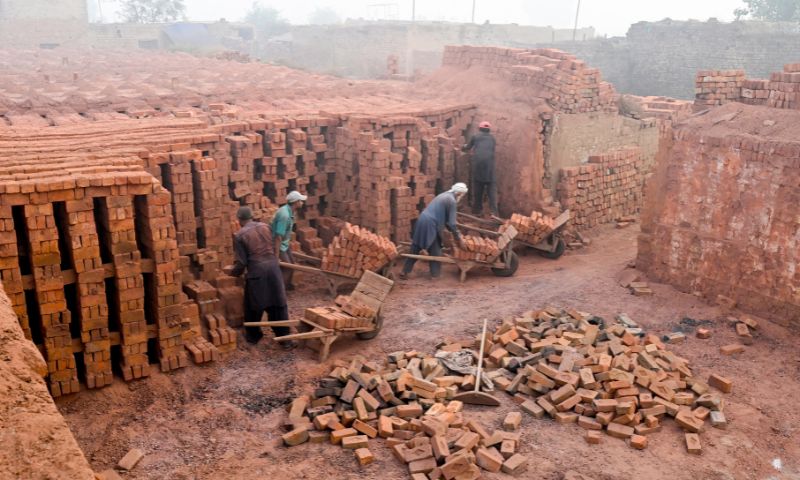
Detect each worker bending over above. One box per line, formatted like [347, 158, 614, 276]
[463, 121, 498, 217]
[225, 207, 291, 346]
[400, 183, 468, 280]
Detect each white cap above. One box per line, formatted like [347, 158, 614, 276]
[449, 182, 468, 194]
[286, 190, 308, 203]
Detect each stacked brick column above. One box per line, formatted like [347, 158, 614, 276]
[135, 187, 188, 372]
[0, 207, 27, 339]
[103, 195, 149, 381]
[65, 197, 112, 389]
[166, 151, 199, 256]
[557, 147, 644, 229]
[26, 202, 78, 396]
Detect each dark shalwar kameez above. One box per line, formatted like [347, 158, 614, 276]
[402, 191, 462, 278]
[229, 221, 289, 343]
[466, 131, 498, 216]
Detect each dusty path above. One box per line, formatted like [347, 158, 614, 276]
[58, 225, 800, 480]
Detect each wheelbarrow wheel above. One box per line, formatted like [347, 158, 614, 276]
[538, 237, 566, 260]
[356, 312, 383, 340]
[492, 250, 519, 277]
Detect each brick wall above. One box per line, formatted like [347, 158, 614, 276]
[637, 103, 800, 325]
[545, 19, 800, 99]
[556, 147, 644, 229]
[695, 64, 800, 110]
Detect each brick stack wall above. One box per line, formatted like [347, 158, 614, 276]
[637, 103, 799, 326]
[694, 64, 800, 110]
[442, 45, 618, 114]
[556, 147, 644, 229]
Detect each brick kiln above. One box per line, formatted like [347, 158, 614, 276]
[0, 99, 473, 397]
[637, 102, 800, 326]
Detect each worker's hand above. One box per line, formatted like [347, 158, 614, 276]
[222, 265, 234, 276]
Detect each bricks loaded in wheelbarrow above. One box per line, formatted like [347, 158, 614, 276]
[458, 209, 571, 260]
[244, 270, 394, 361]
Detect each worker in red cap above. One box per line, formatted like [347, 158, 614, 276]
[463, 121, 498, 217]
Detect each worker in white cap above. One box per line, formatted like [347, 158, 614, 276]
[400, 183, 468, 280]
[271, 190, 307, 290]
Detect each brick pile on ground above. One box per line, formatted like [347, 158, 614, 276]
[453, 235, 501, 262]
[321, 223, 398, 278]
[557, 146, 644, 230]
[282, 352, 531, 478]
[482, 307, 730, 453]
[442, 46, 618, 114]
[503, 211, 555, 245]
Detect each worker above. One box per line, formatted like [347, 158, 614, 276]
[463, 121, 498, 217]
[399, 183, 468, 280]
[225, 206, 292, 346]
[271, 190, 307, 291]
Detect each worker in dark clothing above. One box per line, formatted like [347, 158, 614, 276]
[463, 121, 498, 217]
[224, 206, 292, 346]
[399, 183, 468, 280]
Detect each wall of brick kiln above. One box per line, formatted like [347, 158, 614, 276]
[637, 107, 800, 325]
[556, 147, 645, 230]
[260, 21, 595, 78]
[545, 20, 800, 99]
[694, 64, 800, 110]
[0, 284, 94, 480]
[0, 0, 89, 47]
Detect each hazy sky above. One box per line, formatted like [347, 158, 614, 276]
[92, 0, 745, 37]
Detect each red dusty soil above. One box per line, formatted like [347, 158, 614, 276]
[57, 225, 800, 480]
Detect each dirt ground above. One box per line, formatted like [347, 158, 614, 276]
[57, 224, 800, 480]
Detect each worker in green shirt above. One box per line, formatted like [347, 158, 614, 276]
[271, 190, 307, 290]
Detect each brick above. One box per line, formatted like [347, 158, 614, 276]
[378, 415, 394, 438]
[342, 434, 369, 450]
[710, 411, 727, 429]
[629, 434, 648, 449]
[397, 403, 423, 418]
[475, 447, 504, 473]
[330, 428, 358, 445]
[408, 457, 437, 474]
[501, 453, 528, 475]
[585, 430, 602, 444]
[117, 448, 145, 470]
[354, 447, 374, 465]
[720, 344, 744, 355]
[353, 419, 378, 438]
[695, 328, 711, 339]
[520, 399, 544, 418]
[431, 434, 450, 461]
[606, 422, 634, 439]
[708, 373, 732, 393]
[503, 411, 522, 431]
[685, 433, 702, 454]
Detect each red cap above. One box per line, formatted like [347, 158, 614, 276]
[479, 121, 491, 129]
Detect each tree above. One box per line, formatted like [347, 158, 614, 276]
[120, 0, 186, 23]
[734, 0, 800, 21]
[244, 2, 290, 37]
[308, 7, 342, 25]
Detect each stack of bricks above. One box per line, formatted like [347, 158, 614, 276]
[181, 300, 218, 364]
[694, 70, 746, 108]
[503, 211, 555, 245]
[296, 226, 326, 257]
[305, 306, 373, 329]
[204, 313, 237, 353]
[480, 307, 731, 453]
[442, 46, 618, 114]
[452, 235, 500, 262]
[556, 147, 644, 230]
[321, 223, 398, 278]
[694, 64, 800, 111]
[281, 352, 530, 477]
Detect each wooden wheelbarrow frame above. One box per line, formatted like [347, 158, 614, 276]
[244, 271, 394, 361]
[457, 209, 571, 260]
[279, 251, 395, 297]
[400, 225, 519, 283]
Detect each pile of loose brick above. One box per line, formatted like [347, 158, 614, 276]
[452, 235, 501, 262]
[556, 147, 644, 230]
[321, 223, 399, 278]
[503, 211, 555, 245]
[694, 64, 800, 110]
[281, 351, 530, 478]
[281, 306, 733, 477]
[484, 307, 730, 454]
[442, 46, 618, 114]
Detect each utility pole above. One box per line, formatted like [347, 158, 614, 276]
[572, 0, 581, 41]
[472, 0, 476, 23]
[412, 0, 416, 22]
